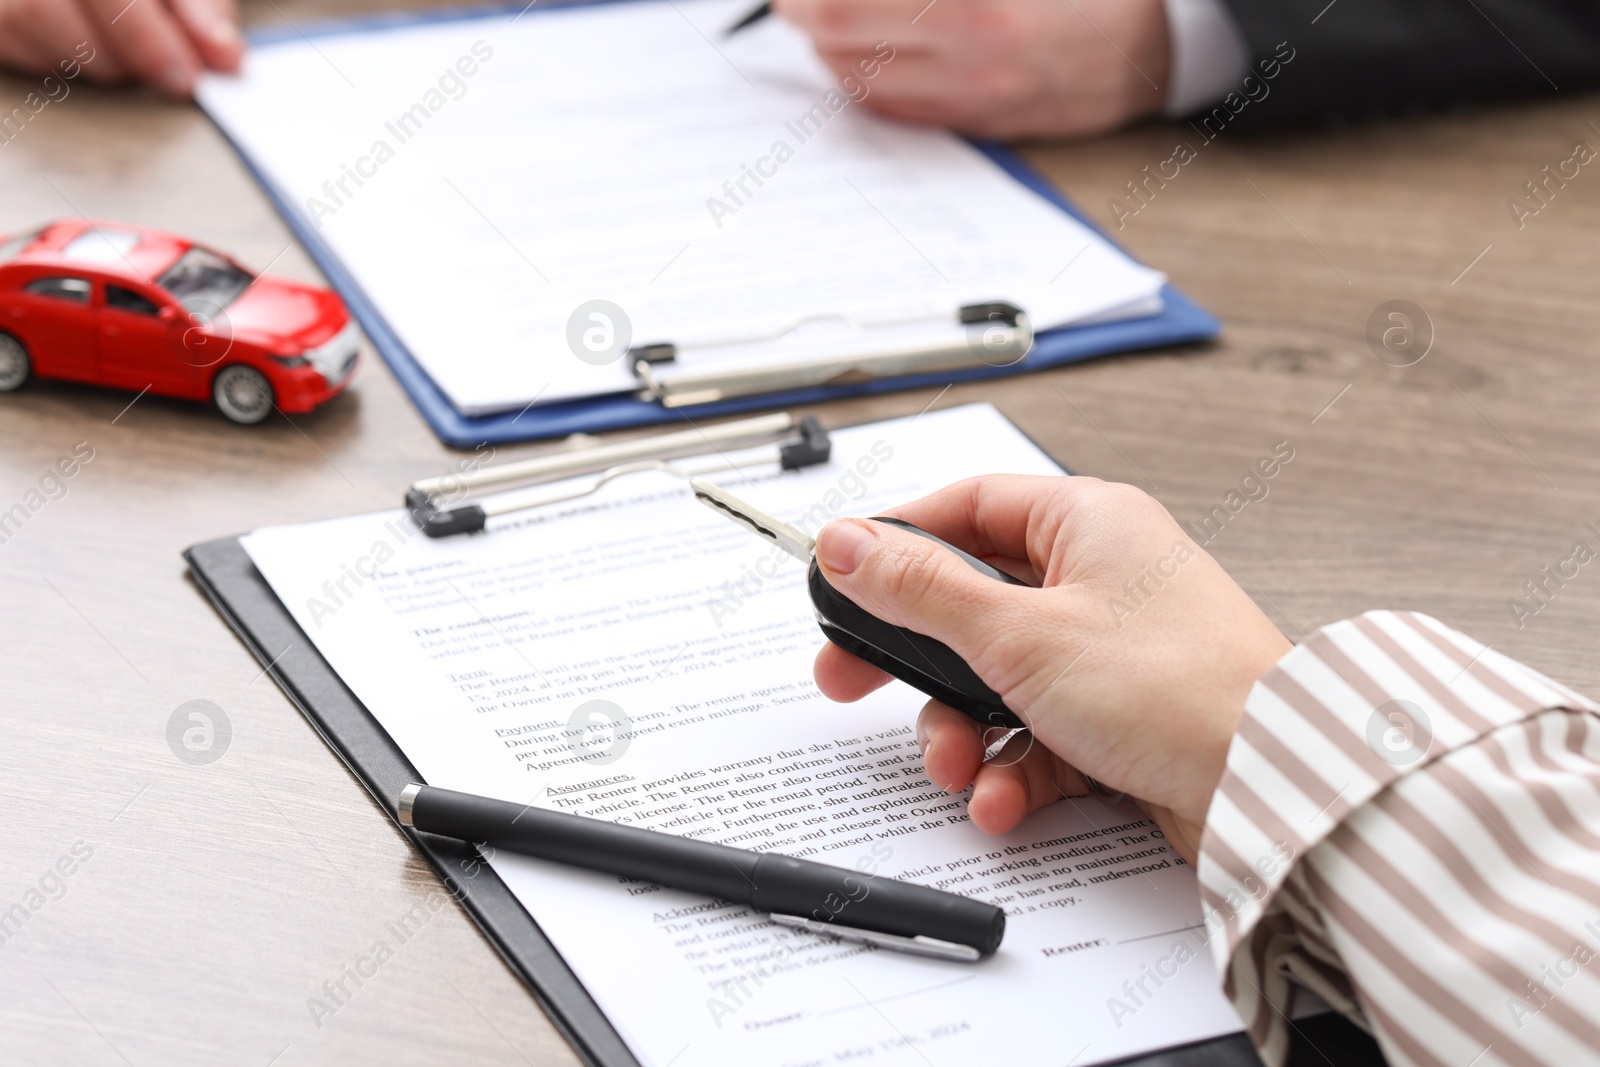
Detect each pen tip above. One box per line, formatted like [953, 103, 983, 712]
[723, 3, 770, 36]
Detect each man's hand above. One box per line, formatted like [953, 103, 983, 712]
[772, 0, 1170, 138]
[0, 0, 242, 98]
[812, 475, 1292, 864]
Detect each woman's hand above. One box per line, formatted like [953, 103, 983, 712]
[812, 474, 1291, 863]
[0, 0, 242, 98]
[771, 0, 1170, 139]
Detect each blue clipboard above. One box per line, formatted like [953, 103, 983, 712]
[214, 2, 1220, 448]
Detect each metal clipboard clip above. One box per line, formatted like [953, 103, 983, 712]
[405, 412, 831, 538]
[630, 301, 1032, 408]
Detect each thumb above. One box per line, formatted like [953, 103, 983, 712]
[171, 0, 245, 72]
[814, 518, 1033, 673]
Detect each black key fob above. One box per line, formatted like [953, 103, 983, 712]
[807, 517, 1027, 730]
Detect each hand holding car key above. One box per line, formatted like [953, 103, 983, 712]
[691, 478, 1028, 730]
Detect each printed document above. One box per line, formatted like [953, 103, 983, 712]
[199, 1, 1167, 414]
[242, 405, 1242, 1065]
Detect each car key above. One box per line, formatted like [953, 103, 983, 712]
[691, 478, 1027, 730]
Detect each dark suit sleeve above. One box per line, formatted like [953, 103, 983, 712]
[1211, 0, 1600, 127]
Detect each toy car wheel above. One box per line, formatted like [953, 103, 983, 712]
[0, 332, 30, 391]
[212, 365, 273, 424]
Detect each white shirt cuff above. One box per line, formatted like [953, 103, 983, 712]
[1161, 0, 1252, 116]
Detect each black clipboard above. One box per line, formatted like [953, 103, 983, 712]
[183, 541, 1383, 1067]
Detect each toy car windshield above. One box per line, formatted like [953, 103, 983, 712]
[157, 247, 253, 313]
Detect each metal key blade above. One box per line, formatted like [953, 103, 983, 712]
[690, 477, 816, 564]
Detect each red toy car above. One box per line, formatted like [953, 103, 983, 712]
[0, 220, 358, 424]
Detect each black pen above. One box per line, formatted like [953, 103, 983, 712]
[723, 1, 771, 37]
[399, 783, 1004, 960]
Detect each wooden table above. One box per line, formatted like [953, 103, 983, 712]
[3, 3, 1598, 1063]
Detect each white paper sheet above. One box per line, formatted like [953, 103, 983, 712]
[241, 405, 1242, 1065]
[198, 2, 1166, 414]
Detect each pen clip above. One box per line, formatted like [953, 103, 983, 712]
[767, 913, 982, 962]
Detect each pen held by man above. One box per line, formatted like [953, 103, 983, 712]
[723, 0, 772, 36]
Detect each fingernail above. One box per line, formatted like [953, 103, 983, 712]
[159, 63, 193, 96]
[210, 19, 244, 50]
[915, 719, 931, 755]
[816, 520, 876, 575]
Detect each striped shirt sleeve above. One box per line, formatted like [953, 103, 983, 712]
[1198, 610, 1600, 1066]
